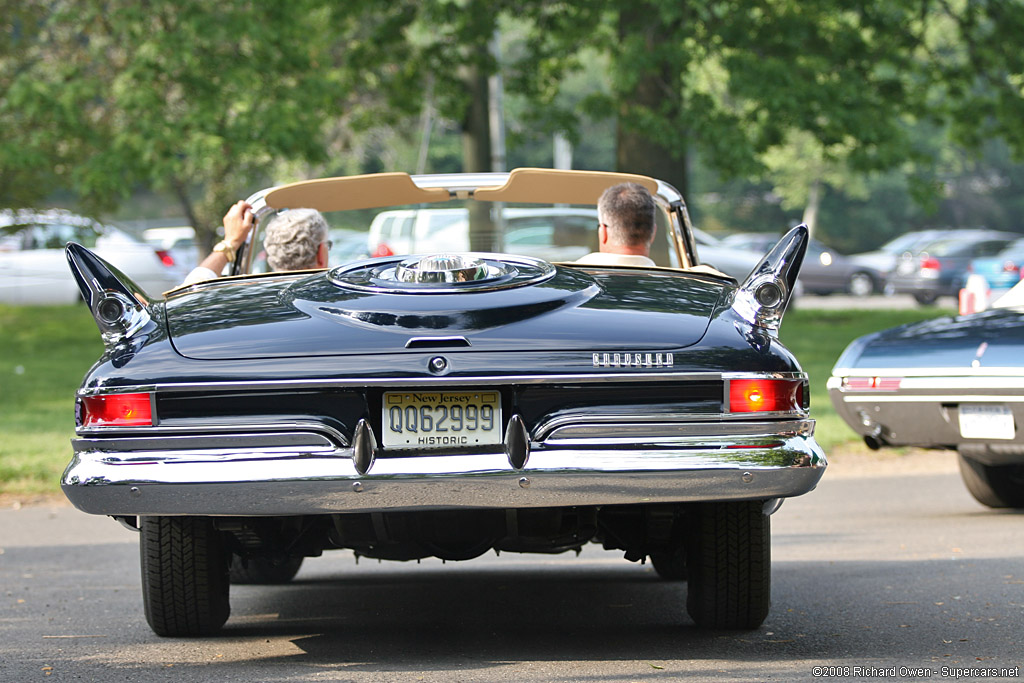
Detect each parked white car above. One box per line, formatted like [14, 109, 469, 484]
[143, 226, 199, 273]
[0, 210, 183, 304]
[367, 207, 598, 262]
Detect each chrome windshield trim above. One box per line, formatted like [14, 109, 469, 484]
[77, 371, 807, 397]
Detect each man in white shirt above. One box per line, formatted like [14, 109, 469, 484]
[574, 182, 657, 267]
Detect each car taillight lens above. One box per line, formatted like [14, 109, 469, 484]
[728, 379, 804, 413]
[1004, 260, 1019, 273]
[155, 249, 175, 267]
[920, 256, 941, 272]
[842, 376, 902, 391]
[373, 243, 394, 257]
[80, 393, 153, 427]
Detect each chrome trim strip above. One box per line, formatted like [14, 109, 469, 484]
[75, 421, 350, 446]
[532, 415, 811, 441]
[540, 419, 815, 443]
[899, 377, 1024, 390]
[77, 371, 807, 397]
[842, 394, 1024, 403]
[832, 367, 1024, 377]
[73, 432, 339, 455]
[405, 336, 471, 348]
[62, 433, 825, 516]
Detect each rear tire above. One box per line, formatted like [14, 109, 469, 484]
[958, 454, 1024, 508]
[140, 516, 230, 637]
[230, 555, 304, 584]
[913, 292, 938, 305]
[685, 501, 770, 629]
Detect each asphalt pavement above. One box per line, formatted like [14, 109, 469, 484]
[1, 451, 1021, 682]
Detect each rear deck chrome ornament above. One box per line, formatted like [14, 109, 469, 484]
[329, 253, 556, 294]
[395, 254, 489, 284]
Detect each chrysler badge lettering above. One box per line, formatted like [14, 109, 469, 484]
[592, 352, 674, 368]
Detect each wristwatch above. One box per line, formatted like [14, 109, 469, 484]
[212, 240, 236, 263]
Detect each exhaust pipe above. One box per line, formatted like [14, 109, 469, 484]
[863, 425, 884, 451]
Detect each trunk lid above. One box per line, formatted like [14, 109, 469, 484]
[166, 266, 728, 360]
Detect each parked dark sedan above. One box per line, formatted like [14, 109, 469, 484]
[721, 233, 884, 296]
[829, 286, 1024, 508]
[62, 168, 825, 636]
[888, 230, 1019, 305]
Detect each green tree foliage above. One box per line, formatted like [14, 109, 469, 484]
[1, 0, 424, 249]
[0, 1, 74, 207]
[4, 0, 1023, 256]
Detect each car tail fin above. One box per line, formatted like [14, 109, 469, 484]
[731, 225, 809, 335]
[65, 242, 155, 345]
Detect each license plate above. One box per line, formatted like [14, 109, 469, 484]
[383, 391, 502, 449]
[958, 403, 1016, 440]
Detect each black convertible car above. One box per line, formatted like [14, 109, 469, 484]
[63, 169, 825, 635]
[829, 287, 1024, 509]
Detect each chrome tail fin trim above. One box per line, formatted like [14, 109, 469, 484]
[732, 225, 809, 335]
[65, 242, 155, 346]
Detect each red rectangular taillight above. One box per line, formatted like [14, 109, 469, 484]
[80, 393, 153, 427]
[728, 379, 804, 413]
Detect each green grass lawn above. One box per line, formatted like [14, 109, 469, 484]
[0, 302, 954, 496]
[0, 305, 102, 495]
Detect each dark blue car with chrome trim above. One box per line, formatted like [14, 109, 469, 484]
[63, 168, 824, 636]
[829, 286, 1024, 509]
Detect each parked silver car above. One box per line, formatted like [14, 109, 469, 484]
[1, 210, 182, 304]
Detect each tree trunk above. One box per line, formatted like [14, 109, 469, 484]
[462, 53, 496, 252]
[614, 5, 687, 197]
[614, 4, 686, 266]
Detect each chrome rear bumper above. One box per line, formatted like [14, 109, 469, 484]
[63, 420, 826, 516]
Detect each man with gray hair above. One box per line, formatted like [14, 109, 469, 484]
[262, 208, 329, 272]
[182, 203, 329, 285]
[574, 182, 657, 267]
